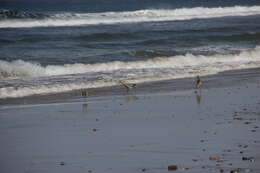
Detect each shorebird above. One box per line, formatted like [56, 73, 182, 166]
[118, 80, 137, 92]
[81, 90, 88, 97]
[195, 76, 203, 89]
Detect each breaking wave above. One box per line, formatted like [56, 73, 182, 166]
[1, 47, 260, 79]
[1, 47, 260, 99]
[1, 6, 260, 28]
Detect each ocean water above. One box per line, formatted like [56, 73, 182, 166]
[1, 0, 260, 99]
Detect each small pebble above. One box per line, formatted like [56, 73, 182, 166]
[209, 155, 220, 161]
[230, 169, 239, 173]
[242, 157, 255, 162]
[92, 128, 98, 132]
[168, 165, 178, 171]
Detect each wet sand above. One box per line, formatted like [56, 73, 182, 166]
[0, 68, 260, 173]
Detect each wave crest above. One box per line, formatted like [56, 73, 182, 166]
[1, 6, 260, 28]
[1, 47, 260, 79]
[1, 47, 260, 99]
[0, 10, 49, 20]
[0, 60, 45, 78]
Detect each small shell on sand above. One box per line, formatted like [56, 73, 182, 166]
[209, 155, 220, 161]
[168, 165, 178, 171]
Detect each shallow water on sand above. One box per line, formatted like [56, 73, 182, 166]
[0, 73, 260, 173]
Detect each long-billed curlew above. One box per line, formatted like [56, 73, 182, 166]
[118, 80, 137, 92]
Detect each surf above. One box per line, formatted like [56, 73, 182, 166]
[1, 6, 260, 28]
[1, 47, 260, 99]
[1, 47, 260, 79]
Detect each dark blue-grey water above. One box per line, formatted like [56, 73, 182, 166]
[1, 0, 260, 99]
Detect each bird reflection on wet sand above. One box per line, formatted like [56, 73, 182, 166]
[125, 95, 139, 103]
[195, 92, 202, 104]
[82, 103, 88, 112]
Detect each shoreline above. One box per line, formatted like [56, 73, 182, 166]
[1, 67, 260, 108]
[1, 3, 260, 173]
[0, 66, 260, 173]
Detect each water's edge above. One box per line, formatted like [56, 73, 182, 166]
[1, 67, 259, 108]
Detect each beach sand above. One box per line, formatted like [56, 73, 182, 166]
[0, 68, 260, 173]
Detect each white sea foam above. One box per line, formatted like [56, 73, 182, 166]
[1, 47, 260, 99]
[0, 60, 45, 78]
[1, 46, 260, 79]
[0, 80, 116, 99]
[1, 6, 260, 28]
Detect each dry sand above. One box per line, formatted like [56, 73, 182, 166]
[0, 68, 260, 173]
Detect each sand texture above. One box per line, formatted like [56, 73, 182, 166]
[0, 68, 260, 173]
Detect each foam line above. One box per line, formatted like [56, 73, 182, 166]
[1, 47, 260, 79]
[1, 6, 260, 28]
[1, 47, 260, 99]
